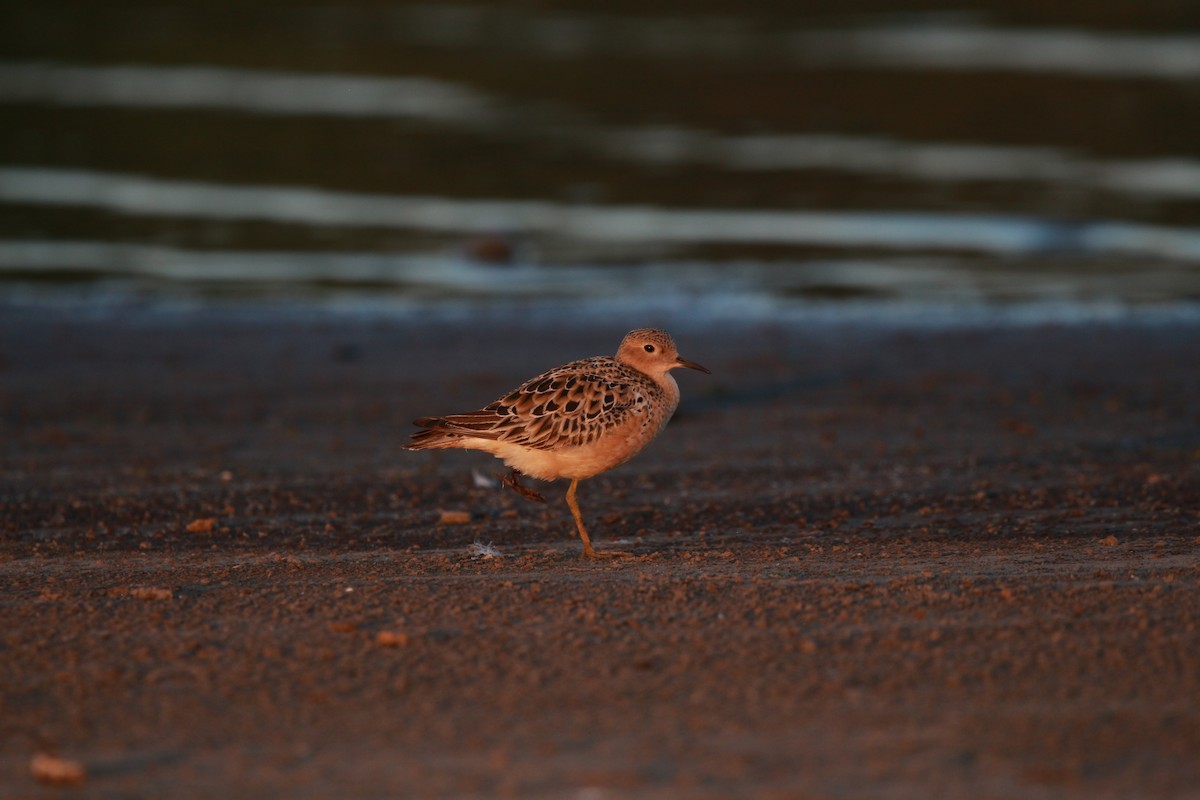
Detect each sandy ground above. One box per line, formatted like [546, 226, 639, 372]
[2, 305, 1199, 798]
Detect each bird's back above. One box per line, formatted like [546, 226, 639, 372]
[406, 355, 678, 480]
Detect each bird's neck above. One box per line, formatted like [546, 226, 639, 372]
[657, 371, 681, 411]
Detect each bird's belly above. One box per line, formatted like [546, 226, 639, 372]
[485, 434, 651, 482]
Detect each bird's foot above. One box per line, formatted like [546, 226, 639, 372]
[582, 547, 635, 559]
[497, 470, 547, 503]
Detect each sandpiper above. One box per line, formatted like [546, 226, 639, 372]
[406, 328, 710, 557]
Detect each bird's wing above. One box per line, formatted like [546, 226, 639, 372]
[433, 357, 651, 450]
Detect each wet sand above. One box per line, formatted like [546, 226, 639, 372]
[2, 305, 1199, 798]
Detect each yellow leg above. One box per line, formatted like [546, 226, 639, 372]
[565, 478, 596, 557]
[565, 479, 631, 559]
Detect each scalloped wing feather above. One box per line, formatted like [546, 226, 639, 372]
[484, 357, 650, 449]
[407, 356, 666, 453]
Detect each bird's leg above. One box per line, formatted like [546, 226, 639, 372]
[498, 469, 546, 503]
[565, 478, 596, 557]
[565, 478, 631, 559]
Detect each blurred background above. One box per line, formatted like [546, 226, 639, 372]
[1, 2, 1198, 321]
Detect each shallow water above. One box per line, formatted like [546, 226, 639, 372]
[1, 4, 1198, 318]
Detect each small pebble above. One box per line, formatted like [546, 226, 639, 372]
[31, 753, 86, 786]
[438, 510, 471, 525]
[376, 631, 411, 647]
[129, 587, 172, 601]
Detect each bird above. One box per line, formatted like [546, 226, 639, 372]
[405, 328, 710, 558]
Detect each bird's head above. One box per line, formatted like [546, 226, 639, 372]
[616, 328, 711, 378]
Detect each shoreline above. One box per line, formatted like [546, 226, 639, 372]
[5, 289, 1200, 330]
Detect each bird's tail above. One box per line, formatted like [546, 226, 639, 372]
[406, 414, 504, 451]
[405, 419, 460, 451]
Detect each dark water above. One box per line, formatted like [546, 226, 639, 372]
[2, 4, 1199, 319]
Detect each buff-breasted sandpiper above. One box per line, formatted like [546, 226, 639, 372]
[406, 328, 710, 557]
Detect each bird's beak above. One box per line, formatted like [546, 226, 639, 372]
[675, 356, 711, 374]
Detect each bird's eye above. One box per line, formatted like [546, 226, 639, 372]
[643, 344, 655, 352]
